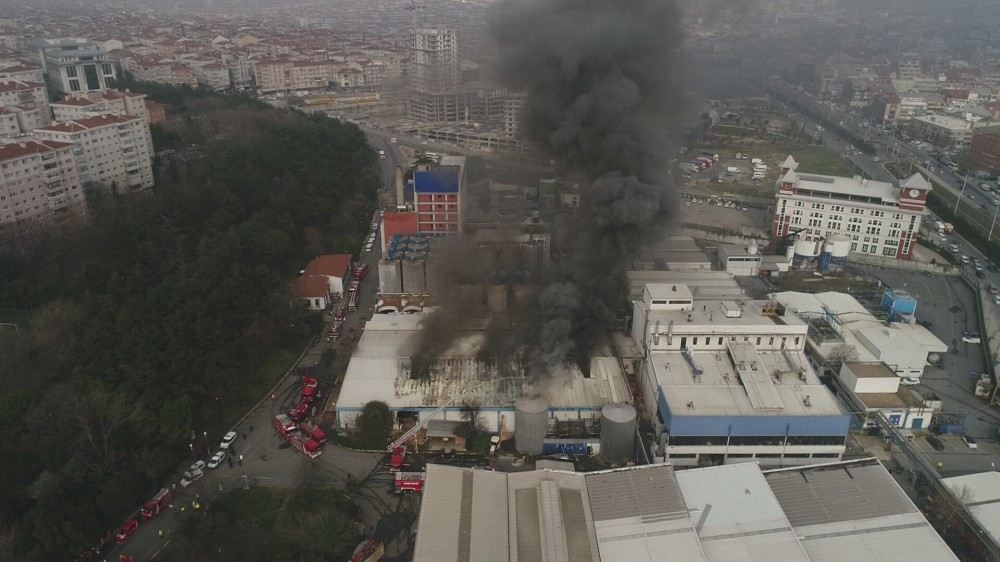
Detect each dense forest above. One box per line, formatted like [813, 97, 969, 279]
[0, 83, 378, 559]
[162, 488, 360, 561]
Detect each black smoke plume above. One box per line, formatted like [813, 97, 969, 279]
[407, 0, 683, 379]
[492, 0, 684, 372]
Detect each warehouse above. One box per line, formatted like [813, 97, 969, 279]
[334, 312, 630, 434]
[774, 291, 947, 379]
[412, 458, 957, 562]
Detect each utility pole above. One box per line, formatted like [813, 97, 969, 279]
[955, 172, 969, 217]
[990, 200, 1000, 241]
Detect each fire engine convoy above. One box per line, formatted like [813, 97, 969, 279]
[272, 376, 328, 458]
[328, 263, 368, 341]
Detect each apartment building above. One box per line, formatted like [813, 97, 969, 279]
[0, 139, 86, 235]
[771, 155, 930, 260]
[51, 90, 148, 123]
[0, 79, 51, 134]
[194, 63, 231, 91]
[253, 58, 330, 93]
[910, 114, 974, 147]
[0, 60, 45, 83]
[125, 57, 197, 88]
[971, 125, 1000, 173]
[0, 80, 49, 115]
[25, 38, 117, 95]
[630, 282, 850, 467]
[35, 114, 154, 192]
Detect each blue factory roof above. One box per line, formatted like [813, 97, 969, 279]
[414, 168, 460, 194]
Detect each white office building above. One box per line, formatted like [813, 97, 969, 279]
[771, 155, 930, 260]
[25, 38, 117, 95]
[0, 139, 86, 235]
[35, 114, 154, 192]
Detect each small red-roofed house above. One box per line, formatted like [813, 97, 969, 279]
[291, 275, 331, 310]
[303, 254, 353, 296]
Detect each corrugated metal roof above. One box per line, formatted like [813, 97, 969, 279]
[765, 461, 917, 526]
[765, 460, 958, 562]
[413, 461, 956, 562]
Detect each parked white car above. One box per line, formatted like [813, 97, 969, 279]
[208, 451, 226, 469]
[220, 431, 237, 450]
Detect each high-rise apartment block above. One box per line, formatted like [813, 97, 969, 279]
[0, 139, 86, 235]
[35, 114, 154, 193]
[408, 28, 464, 122]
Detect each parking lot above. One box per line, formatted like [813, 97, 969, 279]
[854, 265, 1000, 441]
[679, 192, 771, 236]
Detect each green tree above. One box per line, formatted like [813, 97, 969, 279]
[354, 401, 393, 449]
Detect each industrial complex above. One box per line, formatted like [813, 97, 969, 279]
[412, 458, 957, 562]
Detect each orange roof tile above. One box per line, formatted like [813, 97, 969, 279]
[303, 254, 352, 279]
[291, 275, 329, 299]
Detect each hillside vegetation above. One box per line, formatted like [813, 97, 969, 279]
[0, 84, 378, 559]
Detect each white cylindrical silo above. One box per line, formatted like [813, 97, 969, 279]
[599, 403, 636, 465]
[515, 397, 548, 456]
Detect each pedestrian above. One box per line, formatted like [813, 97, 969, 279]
[242, 432, 247, 441]
[228, 457, 233, 468]
[158, 530, 164, 538]
[249, 424, 254, 433]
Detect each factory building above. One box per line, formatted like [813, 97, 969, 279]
[334, 312, 630, 437]
[631, 282, 850, 467]
[412, 458, 957, 562]
[771, 155, 930, 260]
[773, 291, 947, 380]
[837, 362, 941, 430]
[414, 155, 464, 234]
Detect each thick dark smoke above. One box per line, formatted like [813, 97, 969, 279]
[493, 0, 684, 372]
[408, 0, 683, 379]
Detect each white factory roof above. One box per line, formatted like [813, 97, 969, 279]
[676, 463, 809, 561]
[767, 460, 957, 561]
[650, 346, 842, 417]
[644, 297, 809, 331]
[628, 270, 743, 300]
[784, 170, 900, 204]
[413, 459, 956, 562]
[774, 291, 948, 358]
[944, 471, 1000, 547]
[336, 312, 628, 412]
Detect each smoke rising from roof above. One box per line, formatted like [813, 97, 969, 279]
[407, 0, 683, 379]
[492, 0, 684, 371]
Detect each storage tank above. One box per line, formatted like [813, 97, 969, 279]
[378, 260, 402, 294]
[793, 238, 820, 269]
[794, 238, 819, 257]
[515, 397, 548, 456]
[599, 403, 636, 465]
[828, 234, 851, 270]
